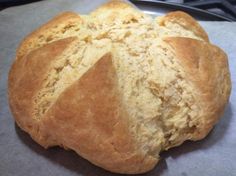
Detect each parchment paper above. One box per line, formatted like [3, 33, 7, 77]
[0, 1, 236, 176]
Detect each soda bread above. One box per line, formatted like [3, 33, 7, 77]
[8, 1, 231, 174]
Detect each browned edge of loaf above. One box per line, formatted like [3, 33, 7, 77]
[8, 37, 78, 146]
[159, 11, 209, 42]
[16, 12, 81, 60]
[164, 37, 231, 140]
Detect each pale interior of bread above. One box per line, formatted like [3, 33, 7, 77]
[30, 7, 206, 161]
[107, 20, 200, 156]
[155, 18, 203, 40]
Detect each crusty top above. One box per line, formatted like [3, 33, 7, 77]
[8, 0, 231, 174]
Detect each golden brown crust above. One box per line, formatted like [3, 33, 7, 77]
[164, 37, 231, 139]
[16, 12, 82, 60]
[158, 11, 209, 42]
[41, 54, 157, 174]
[8, 37, 77, 146]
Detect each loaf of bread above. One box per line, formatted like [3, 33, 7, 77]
[8, 1, 231, 174]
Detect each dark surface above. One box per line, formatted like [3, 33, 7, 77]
[0, 0, 236, 176]
[184, 0, 236, 20]
[131, 0, 235, 21]
[0, 0, 41, 5]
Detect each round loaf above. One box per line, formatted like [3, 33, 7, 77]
[8, 1, 231, 174]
